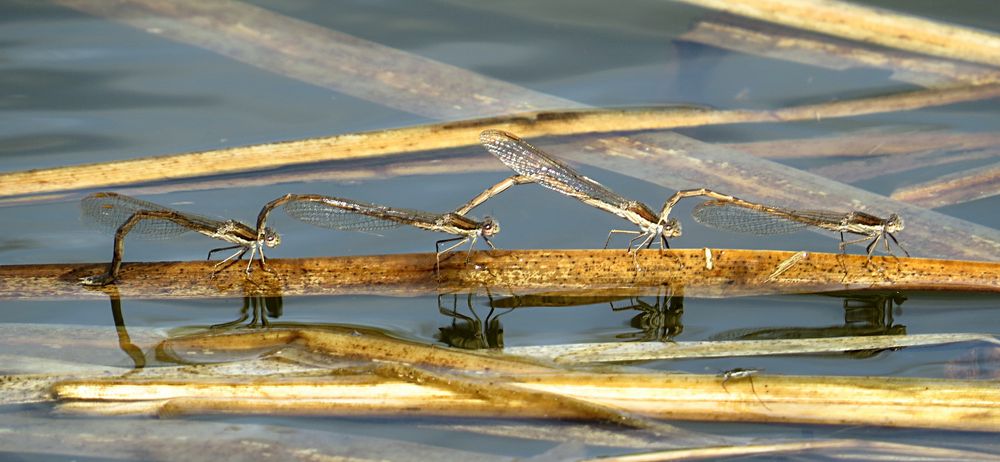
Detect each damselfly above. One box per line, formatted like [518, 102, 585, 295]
[683, 190, 907, 258]
[79, 192, 280, 286]
[457, 130, 681, 253]
[256, 194, 499, 269]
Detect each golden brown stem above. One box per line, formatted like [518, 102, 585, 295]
[4, 249, 997, 300]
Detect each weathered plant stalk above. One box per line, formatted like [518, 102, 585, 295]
[890, 161, 1000, 208]
[674, 0, 1000, 67]
[679, 18, 1000, 87]
[2, 249, 997, 300]
[3, 84, 998, 199]
[53, 370, 1000, 431]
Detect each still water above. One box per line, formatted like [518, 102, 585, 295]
[1, 0, 998, 459]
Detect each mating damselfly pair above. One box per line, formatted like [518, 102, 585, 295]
[80, 130, 907, 285]
[80, 192, 498, 285]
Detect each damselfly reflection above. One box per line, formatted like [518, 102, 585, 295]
[106, 286, 145, 370]
[257, 194, 499, 270]
[841, 291, 905, 329]
[80, 192, 280, 286]
[611, 290, 684, 342]
[710, 292, 906, 357]
[211, 296, 283, 329]
[662, 188, 907, 259]
[435, 293, 510, 350]
[457, 130, 681, 255]
[488, 289, 685, 343]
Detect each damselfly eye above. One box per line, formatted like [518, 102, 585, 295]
[482, 219, 499, 236]
[263, 230, 281, 247]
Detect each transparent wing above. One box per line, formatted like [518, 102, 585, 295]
[479, 130, 632, 209]
[778, 209, 854, 224]
[692, 200, 811, 235]
[80, 192, 224, 240]
[282, 197, 443, 232]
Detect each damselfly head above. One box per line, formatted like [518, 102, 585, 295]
[662, 217, 682, 238]
[262, 227, 281, 247]
[481, 217, 500, 237]
[885, 214, 904, 232]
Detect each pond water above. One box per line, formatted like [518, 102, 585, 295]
[1, 0, 998, 460]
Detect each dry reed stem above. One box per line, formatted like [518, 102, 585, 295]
[1, 249, 997, 300]
[674, 0, 1000, 67]
[368, 363, 699, 439]
[2, 129, 994, 209]
[723, 130, 1000, 159]
[52, 371, 1000, 431]
[583, 439, 1000, 462]
[3, 84, 998, 200]
[681, 19, 1000, 87]
[0, 156, 504, 208]
[808, 148, 1000, 184]
[28, 325, 1000, 432]
[891, 161, 1000, 208]
[505, 333, 1000, 363]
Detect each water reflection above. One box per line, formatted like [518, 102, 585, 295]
[210, 295, 283, 329]
[435, 293, 510, 350]
[107, 286, 146, 370]
[711, 292, 907, 357]
[105, 291, 285, 369]
[610, 290, 684, 342]
[490, 288, 687, 344]
[102, 289, 910, 366]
